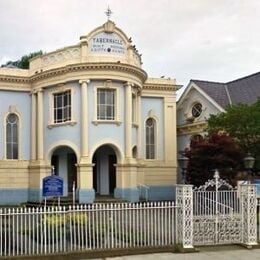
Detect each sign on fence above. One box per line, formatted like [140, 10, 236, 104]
[42, 175, 63, 197]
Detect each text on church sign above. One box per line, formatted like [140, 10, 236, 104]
[90, 32, 126, 55]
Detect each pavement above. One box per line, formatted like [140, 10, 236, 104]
[90, 247, 260, 260]
[18, 245, 260, 259]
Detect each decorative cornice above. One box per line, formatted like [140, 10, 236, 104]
[177, 121, 207, 135]
[143, 83, 176, 91]
[0, 62, 148, 87]
[31, 62, 147, 83]
[0, 74, 30, 84]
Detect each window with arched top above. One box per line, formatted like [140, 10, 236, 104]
[146, 118, 156, 159]
[6, 113, 19, 159]
[132, 146, 137, 159]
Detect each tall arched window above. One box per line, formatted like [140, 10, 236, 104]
[6, 113, 19, 159]
[146, 118, 156, 159]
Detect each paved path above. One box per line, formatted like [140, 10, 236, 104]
[93, 248, 260, 260]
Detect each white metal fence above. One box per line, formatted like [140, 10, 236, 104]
[0, 201, 179, 257]
[0, 182, 258, 257]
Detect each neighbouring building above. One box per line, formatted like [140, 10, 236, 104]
[0, 19, 178, 205]
[177, 72, 260, 181]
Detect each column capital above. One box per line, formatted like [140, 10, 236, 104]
[36, 88, 43, 94]
[124, 81, 134, 87]
[79, 79, 90, 85]
[30, 90, 37, 95]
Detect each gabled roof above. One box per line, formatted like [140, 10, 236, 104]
[191, 80, 229, 108]
[190, 71, 260, 108]
[227, 71, 260, 105]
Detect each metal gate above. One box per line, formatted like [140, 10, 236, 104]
[193, 170, 243, 245]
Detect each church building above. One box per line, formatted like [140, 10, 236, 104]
[0, 19, 178, 204]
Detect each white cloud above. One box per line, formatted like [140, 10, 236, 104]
[1, 0, 260, 84]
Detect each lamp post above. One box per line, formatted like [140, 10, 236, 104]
[178, 155, 189, 184]
[243, 153, 255, 183]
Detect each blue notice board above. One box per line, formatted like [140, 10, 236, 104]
[42, 175, 64, 197]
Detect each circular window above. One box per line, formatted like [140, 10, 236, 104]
[7, 113, 18, 124]
[146, 118, 155, 127]
[192, 103, 202, 118]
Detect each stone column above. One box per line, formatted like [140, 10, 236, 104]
[79, 79, 89, 159]
[29, 88, 49, 203]
[31, 91, 37, 160]
[125, 82, 132, 158]
[77, 80, 95, 203]
[37, 89, 44, 160]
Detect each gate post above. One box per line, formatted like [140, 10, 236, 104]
[176, 185, 193, 248]
[241, 184, 257, 246]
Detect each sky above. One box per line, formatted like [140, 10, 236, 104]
[1, 0, 260, 86]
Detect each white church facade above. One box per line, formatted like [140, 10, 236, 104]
[0, 20, 178, 205]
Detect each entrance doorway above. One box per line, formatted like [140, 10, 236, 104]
[51, 146, 77, 196]
[92, 145, 117, 196]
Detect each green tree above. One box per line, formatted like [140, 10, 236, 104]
[182, 133, 245, 187]
[207, 100, 260, 169]
[1, 51, 43, 69]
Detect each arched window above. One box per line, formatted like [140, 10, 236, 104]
[132, 145, 137, 159]
[6, 113, 19, 159]
[146, 118, 156, 159]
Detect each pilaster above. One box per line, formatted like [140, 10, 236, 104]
[37, 88, 44, 160]
[31, 91, 37, 160]
[164, 95, 177, 164]
[28, 161, 51, 202]
[76, 163, 95, 203]
[125, 82, 132, 158]
[79, 79, 90, 161]
[137, 90, 142, 159]
[114, 163, 139, 202]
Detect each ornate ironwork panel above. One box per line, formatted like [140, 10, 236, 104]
[176, 185, 193, 248]
[241, 184, 257, 246]
[194, 214, 242, 245]
[193, 170, 244, 245]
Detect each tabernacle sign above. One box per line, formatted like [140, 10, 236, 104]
[42, 175, 63, 197]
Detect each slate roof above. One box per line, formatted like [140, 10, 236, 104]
[191, 71, 260, 108]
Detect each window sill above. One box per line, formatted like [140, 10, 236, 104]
[48, 121, 77, 129]
[92, 120, 122, 126]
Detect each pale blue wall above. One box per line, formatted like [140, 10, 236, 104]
[141, 97, 164, 160]
[88, 81, 125, 156]
[0, 90, 31, 160]
[43, 83, 81, 158]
